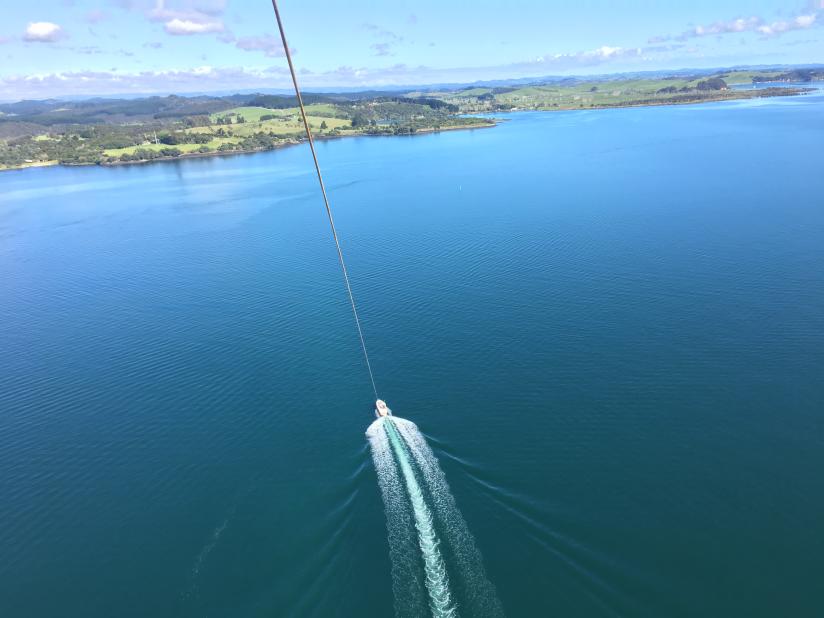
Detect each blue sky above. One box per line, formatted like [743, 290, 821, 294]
[1, 0, 822, 99]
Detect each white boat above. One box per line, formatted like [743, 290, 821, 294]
[375, 399, 392, 418]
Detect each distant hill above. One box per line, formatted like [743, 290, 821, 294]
[0, 94, 252, 127]
[752, 68, 824, 83]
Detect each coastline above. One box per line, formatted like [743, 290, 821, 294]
[0, 121, 497, 173]
[465, 84, 813, 114]
[530, 86, 813, 112]
[0, 84, 812, 173]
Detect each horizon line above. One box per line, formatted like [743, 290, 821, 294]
[1, 61, 821, 105]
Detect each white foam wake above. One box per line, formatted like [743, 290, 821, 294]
[367, 416, 504, 618]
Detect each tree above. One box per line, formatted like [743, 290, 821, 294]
[133, 148, 159, 161]
[320, 120, 328, 130]
[99, 134, 137, 149]
[696, 78, 727, 91]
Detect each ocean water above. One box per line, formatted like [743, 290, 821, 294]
[1, 88, 823, 618]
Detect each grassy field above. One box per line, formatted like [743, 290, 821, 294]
[434, 71, 797, 112]
[95, 99, 493, 163]
[209, 104, 340, 123]
[201, 115, 350, 136]
[201, 105, 350, 137]
[102, 141, 230, 157]
[718, 70, 781, 84]
[452, 87, 493, 98]
[103, 108, 351, 157]
[0, 159, 58, 171]
[494, 79, 697, 108]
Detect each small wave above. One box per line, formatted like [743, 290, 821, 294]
[181, 506, 235, 603]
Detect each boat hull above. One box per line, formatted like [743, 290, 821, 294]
[375, 399, 392, 418]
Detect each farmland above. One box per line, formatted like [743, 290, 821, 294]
[1, 67, 818, 170]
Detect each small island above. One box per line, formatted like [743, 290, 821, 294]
[0, 68, 819, 171]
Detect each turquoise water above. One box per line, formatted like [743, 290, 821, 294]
[1, 89, 823, 617]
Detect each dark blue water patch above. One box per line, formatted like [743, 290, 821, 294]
[1, 93, 823, 617]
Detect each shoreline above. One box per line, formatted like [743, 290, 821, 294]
[0, 122, 497, 173]
[533, 88, 812, 112]
[466, 85, 813, 115]
[0, 85, 810, 173]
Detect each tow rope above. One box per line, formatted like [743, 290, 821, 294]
[270, 0, 379, 401]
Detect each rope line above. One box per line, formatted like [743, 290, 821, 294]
[270, 0, 379, 401]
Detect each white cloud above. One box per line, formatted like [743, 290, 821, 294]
[233, 34, 286, 57]
[0, 66, 290, 99]
[590, 46, 630, 58]
[758, 13, 817, 36]
[542, 45, 642, 67]
[148, 1, 226, 35]
[163, 17, 223, 34]
[693, 16, 761, 36]
[653, 8, 821, 42]
[0, 41, 661, 100]
[23, 22, 65, 42]
[2, 1, 821, 102]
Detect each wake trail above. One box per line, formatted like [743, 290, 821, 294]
[367, 416, 504, 618]
[385, 418, 456, 617]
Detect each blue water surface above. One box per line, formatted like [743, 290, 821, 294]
[1, 88, 823, 617]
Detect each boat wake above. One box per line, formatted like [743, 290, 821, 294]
[367, 416, 504, 618]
